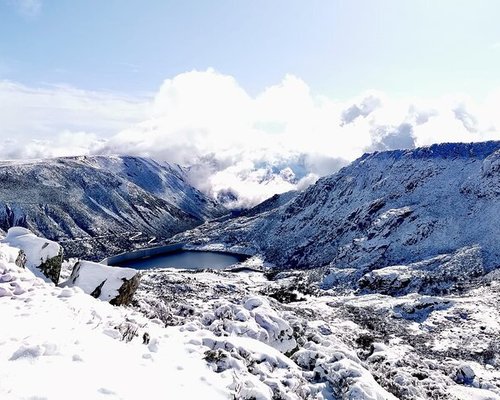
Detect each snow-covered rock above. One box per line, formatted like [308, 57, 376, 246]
[64, 260, 140, 305]
[357, 245, 484, 296]
[1, 227, 62, 284]
[134, 266, 500, 399]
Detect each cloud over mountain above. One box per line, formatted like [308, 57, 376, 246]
[1, 70, 499, 207]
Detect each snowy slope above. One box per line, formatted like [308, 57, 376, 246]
[0, 244, 230, 400]
[81, 155, 225, 220]
[174, 141, 500, 288]
[0, 155, 225, 259]
[1, 191, 499, 400]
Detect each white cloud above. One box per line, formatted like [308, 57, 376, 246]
[1, 131, 105, 160]
[1, 70, 499, 207]
[100, 69, 499, 206]
[368, 123, 416, 152]
[0, 80, 150, 159]
[340, 94, 382, 126]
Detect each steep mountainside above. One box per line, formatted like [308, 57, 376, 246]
[82, 156, 224, 220]
[175, 141, 500, 287]
[0, 155, 225, 259]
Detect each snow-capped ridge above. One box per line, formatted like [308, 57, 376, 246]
[357, 140, 500, 164]
[173, 140, 500, 292]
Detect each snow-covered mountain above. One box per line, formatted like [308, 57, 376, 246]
[174, 141, 500, 289]
[0, 155, 226, 259]
[2, 142, 500, 400]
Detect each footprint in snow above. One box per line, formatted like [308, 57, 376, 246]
[10, 344, 44, 361]
[98, 388, 116, 395]
[1, 273, 14, 282]
[148, 338, 159, 353]
[10, 282, 25, 295]
[42, 342, 59, 356]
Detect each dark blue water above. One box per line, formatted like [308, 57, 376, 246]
[119, 250, 246, 270]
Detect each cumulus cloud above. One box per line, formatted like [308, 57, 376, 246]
[1, 132, 105, 160]
[453, 104, 478, 133]
[99, 69, 499, 206]
[368, 123, 416, 152]
[1, 70, 499, 207]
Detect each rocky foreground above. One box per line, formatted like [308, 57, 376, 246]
[134, 256, 500, 400]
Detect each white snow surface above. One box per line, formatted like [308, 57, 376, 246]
[0, 244, 229, 400]
[0, 243, 402, 400]
[0, 227, 61, 281]
[1, 245, 500, 399]
[62, 260, 137, 302]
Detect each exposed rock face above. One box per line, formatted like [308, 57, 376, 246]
[38, 247, 64, 284]
[0, 242, 26, 270]
[14, 249, 26, 268]
[0, 227, 62, 284]
[65, 260, 140, 306]
[109, 272, 141, 306]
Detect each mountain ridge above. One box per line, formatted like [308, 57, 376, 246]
[173, 140, 500, 288]
[0, 155, 226, 259]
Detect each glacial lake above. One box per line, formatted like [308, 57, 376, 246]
[117, 250, 247, 270]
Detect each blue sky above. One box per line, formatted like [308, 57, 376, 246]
[2, 0, 500, 98]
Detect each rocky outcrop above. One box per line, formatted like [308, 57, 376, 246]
[64, 260, 140, 306]
[357, 246, 484, 296]
[109, 272, 141, 306]
[14, 249, 26, 268]
[37, 247, 63, 284]
[0, 227, 62, 284]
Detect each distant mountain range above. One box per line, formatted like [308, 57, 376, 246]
[2, 142, 499, 277]
[174, 141, 500, 288]
[0, 155, 226, 259]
